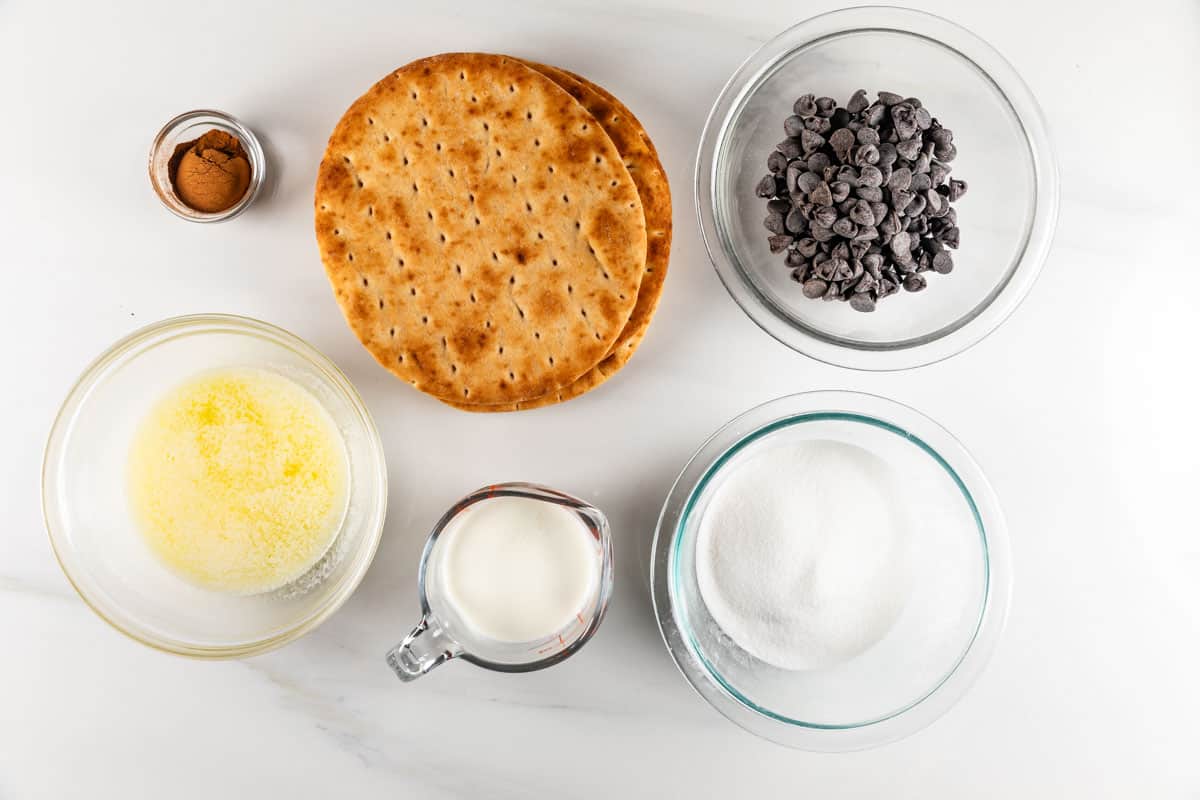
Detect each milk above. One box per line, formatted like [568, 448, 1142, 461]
[437, 496, 598, 643]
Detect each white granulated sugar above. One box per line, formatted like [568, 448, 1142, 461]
[696, 439, 913, 671]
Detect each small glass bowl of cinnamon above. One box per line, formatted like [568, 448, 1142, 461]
[149, 109, 266, 223]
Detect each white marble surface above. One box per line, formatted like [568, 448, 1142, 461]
[2, 0, 1198, 796]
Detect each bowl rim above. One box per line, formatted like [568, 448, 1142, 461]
[694, 5, 1060, 371]
[650, 391, 1012, 750]
[41, 313, 388, 659]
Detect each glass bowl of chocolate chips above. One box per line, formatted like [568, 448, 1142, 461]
[696, 6, 1059, 370]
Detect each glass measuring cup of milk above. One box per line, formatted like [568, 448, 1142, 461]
[387, 483, 614, 680]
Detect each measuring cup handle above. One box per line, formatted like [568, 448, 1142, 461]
[386, 614, 463, 682]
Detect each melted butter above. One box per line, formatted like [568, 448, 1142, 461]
[128, 367, 348, 594]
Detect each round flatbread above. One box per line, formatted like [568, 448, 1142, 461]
[448, 62, 672, 412]
[315, 53, 647, 405]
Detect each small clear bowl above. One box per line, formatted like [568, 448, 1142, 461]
[149, 110, 266, 223]
[42, 314, 388, 658]
[696, 7, 1059, 370]
[651, 392, 1011, 750]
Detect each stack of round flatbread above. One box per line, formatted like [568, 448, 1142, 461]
[315, 53, 671, 412]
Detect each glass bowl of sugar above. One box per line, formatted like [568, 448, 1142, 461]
[651, 391, 1010, 750]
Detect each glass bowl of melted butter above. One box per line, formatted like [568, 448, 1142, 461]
[43, 314, 387, 658]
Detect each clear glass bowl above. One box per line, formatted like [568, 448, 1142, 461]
[148, 110, 266, 223]
[696, 7, 1059, 370]
[42, 314, 387, 658]
[651, 392, 1011, 750]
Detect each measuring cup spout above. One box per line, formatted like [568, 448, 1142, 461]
[386, 614, 463, 681]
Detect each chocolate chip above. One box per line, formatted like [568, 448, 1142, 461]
[767, 198, 790, 215]
[777, 138, 803, 159]
[827, 257, 853, 281]
[764, 212, 785, 234]
[903, 273, 927, 292]
[810, 181, 833, 206]
[785, 164, 803, 193]
[794, 95, 818, 117]
[870, 201, 888, 225]
[830, 181, 851, 203]
[849, 199, 875, 226]
[854, 144, 880, 166]
[832, 218, 857, 238]
[796, 237, 819, 258]
[800, 129, 825, 154]
[929, 160, 951, 185]
[895, 138, 922, 161]
[948, 178, 968, 201]
[888, 166, 913, 193]
[889, 231, 912, 259]
[756, 175, 776, 197]
[802, 278, 828, 298]
[856, 127, 880, 146]
[891, 103, 919, 140]
[858, 165, 883, 188]
[932, 251, 954, 273]
[785, 207, 808, 234]
[810, 224, 836, 242]
[906, 193, 927, 218]
[767, 150, 788, 174]
[812, 205, 838, 228]
[829, 128, 856, 159]
[846, 89, 870, 114]
[796, 171, 822, 194]
[836, 164, 860, 186]
[768, 234, 794, 252]
[879, 211, 901, 236]
[877, 91, 903, 106]
[924, 189, 943, 216]
[850, 293, 876, 312]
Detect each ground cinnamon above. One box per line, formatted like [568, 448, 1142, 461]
[168, 129, 252, 213]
